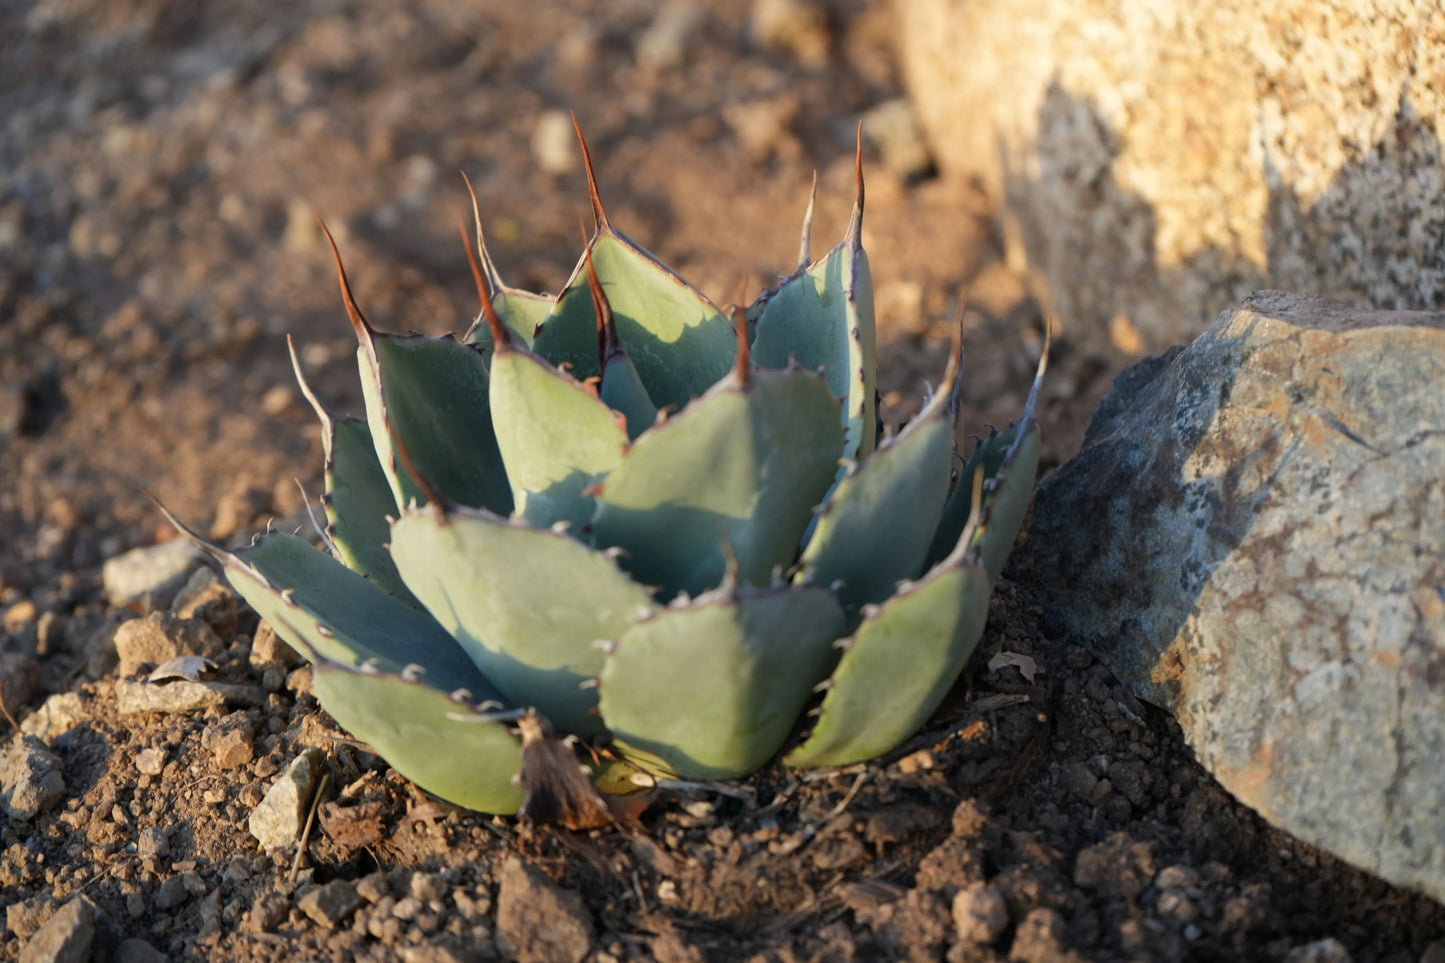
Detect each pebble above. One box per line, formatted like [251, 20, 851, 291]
[636, 2, 704, 71]
[532, 111, 578, 176]
[861, 98, 935, 180]
[201, 712, 255, 769]
[18, 897, 92, 963]
[114, 612, 223, 677]
[1285, 938, 1354, 963]
[0, 652, 42, 718]
[1, 736, 67, 820]
[169, 567, 237, 638]
[102, 539, 200, 607]
[750, 0, 831, 66]
[248, 747, 325, 850]
[115, 679, 265, 715]
[297, 879, 363, 928]
[19, 692, 85, 742]
[952, 882, 1008, 945]
[114, 937, 168, 963]
[134, 747, 166, 775]
[2, 598, 38, 629]
[249, 621, 303, 669]
[154, 874, 191, 910]
[496, 857, 594, 963]
[136, 826, 168, 858]
[6, 896, 55, 941]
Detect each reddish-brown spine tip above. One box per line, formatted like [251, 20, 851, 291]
[317, 216, 374, 344]
[571, 112, 612, 236]
[457, 217, 511, 350]
[584, 241, 623, 370]
[731, 279, 751, 388]
[847, 122, 866, 249]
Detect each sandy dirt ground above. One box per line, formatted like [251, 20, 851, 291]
[1, 2, 1442, 960]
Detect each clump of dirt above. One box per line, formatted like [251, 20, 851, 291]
[2, 2, 1441, 961]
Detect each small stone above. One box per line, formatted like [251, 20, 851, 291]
[154, 875, 190, 910]
[496, 857, 594, 963]
[1285, 938, 1354, 963]
[410, 872, 445, 903]
[19, 692, 85, 742]
[636, 2, 704, 71]
[2, 598, 37, 629]
[356, 872, 391, 904]
[114, 612, 223, 677]
[136, 826, 168, 858]
[169, 567, 238, 638]
[952, 883, 1008, 945]
[1073, 832, 1156, 899]
[750, 0, 831, 66]
[249, 621, 303, 669]
[134, 747, 166, 776]
[6, 896, 55, 941]
[391, 896, 423, 920]
[1, 736, 66, 819]
[102, 539, 200, 607]
[115, 679, 265, 715]
[298, 880, 363, 928]
[248, 747, 325, 850]
[18, 897, 92, 963]
[201, 712, 255, 769]
[0, 653, 42, 718]
[209, 483, 271, 541]
[248, 893, 288, 933]
[532, 111, 578, 175]
[114, 937, 168, 963]
[861, 98, 935, 180]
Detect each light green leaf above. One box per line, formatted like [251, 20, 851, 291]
[599, 585, 845, 779]
[389, 507, 655, 736]
[591, 369, 843, 599]
[785, 551, 991, 768]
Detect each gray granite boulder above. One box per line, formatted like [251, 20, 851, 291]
[1022, 291, 1445, 902]
[899, 0, 1445, 355]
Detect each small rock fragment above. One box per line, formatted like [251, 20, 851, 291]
[154, 875, 190, 910]
[2, 599, 37, 630]
[532, 111, 577, 175]
[1284, 938, 1354, 963]
[170, 567, 238, 637]
[1073, 832, 1156, 899]
[18, 897, 92, 963]
[0, 652, 41, 717]
[134, 747, 166, 775]
[297, 880, 363, 928]
[201, 712, 256, 769]
[6, 896, 55, 941]
[19, 692, 85, 742]
[249, 621, 303, 669]
[861, 98, 934, 180]
[248, 747, 325, 850]
[952, 883, 1008, 945]
[136, 826, 168, 858]
[750, 0, 831, 66]
[1, 736, 66, 819]
[114, 938, 168, 963]
[114, 612, 223, 677]
[115, 679, 264, 715]
[496, 857, 594, 963]
[636, 2, 704, 71]
[102, 539, 200, 607]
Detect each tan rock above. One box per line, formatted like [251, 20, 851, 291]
[900, 0, 1445, 353]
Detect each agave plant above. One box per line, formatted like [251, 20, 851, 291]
[157, 126, 1046, 818]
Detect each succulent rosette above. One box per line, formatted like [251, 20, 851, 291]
[157, 126, 1045, 817]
